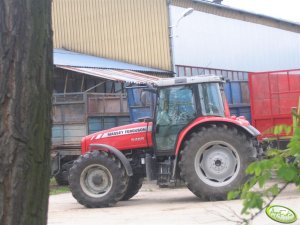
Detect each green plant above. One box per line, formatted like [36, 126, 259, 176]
[49, 177, 70, 195]
[228, 111, 300, 224]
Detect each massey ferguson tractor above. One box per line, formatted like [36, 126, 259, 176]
[68, 75, 261, 208]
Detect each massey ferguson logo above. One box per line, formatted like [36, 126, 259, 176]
[98, 126, 148, 139]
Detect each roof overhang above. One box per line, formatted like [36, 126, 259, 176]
[56, 65, 162, 84]
[54, 48, 173, 74]
[56, 65, 223, 86]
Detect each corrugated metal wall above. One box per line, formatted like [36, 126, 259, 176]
[170, 5, 300, 72]
[172, 0, 300, 33]
[52, 0, 171, 71]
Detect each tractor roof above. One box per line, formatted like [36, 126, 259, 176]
[154, 75, 224, 87]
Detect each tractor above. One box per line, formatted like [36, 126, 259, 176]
[68, 75, 261, 208]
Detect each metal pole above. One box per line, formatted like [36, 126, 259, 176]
[168, 6, 194, 76]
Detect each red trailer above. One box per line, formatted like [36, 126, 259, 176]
[249, 69, 300, 146]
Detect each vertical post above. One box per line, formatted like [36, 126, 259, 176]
[64, 73, 68, 94]
[83, 92, 88, 136]
[62, 124, 65, 145]
[120, 93, 124, 113]
[292, 107, 297, 134]
[168, 5, 194, 76]
[81, 75, 85, 92]
[293, 97, 300, 132]
[267, 72, 275, 128]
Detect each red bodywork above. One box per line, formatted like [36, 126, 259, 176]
[249, 69, 300, 138]
[81, 122, 153, 154]
[81, 115, 254, 155]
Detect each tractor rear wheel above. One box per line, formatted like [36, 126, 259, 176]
[69, 151, 128, 208]
[121, 174, 144, 201]
[179, 125, 257, 201]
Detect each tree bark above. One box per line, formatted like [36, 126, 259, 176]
[0, 0, 52, 224]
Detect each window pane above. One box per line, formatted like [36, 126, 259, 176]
[221, 70, 228, 79]
[198, 83, 224, 116]
[178, 67, 185, 77]
[227, 71, 233, 81]
[155, 85, 196, 151]
[192, 68, 198, 76]
[244, 72, 249, 81]
[185, 68, 192, 77]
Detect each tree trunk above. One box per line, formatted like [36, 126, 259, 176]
[0, 0, 52, 224]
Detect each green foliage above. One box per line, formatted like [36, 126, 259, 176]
[49, 178, 70, 195]
[228, 121, 300, 220]
[49, 186, 70, 195]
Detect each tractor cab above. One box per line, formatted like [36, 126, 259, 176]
[151, 76, 227, 155]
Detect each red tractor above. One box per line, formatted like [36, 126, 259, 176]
[69, 75, 261, 208]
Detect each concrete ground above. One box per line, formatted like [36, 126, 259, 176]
[48, 182, 300, 225]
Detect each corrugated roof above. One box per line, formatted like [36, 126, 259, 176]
[54, 49, 172, 74]
[56, 66, 162, 84]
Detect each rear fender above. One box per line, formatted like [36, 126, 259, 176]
[175, 117, 260, 156]
[89, 144, 133, 176]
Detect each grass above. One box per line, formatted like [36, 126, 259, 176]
[49, 178, 70, 195]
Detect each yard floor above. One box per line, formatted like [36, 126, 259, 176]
[48, 181, 300, 225]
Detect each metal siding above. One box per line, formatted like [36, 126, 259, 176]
[230, 107, 251, 123]
[170, 6, 300, 72]
[52, 124, 87, 145]
[231, 82, 242, 104]
[249, 69, 300, 137]
[224, 81, 250, 104]
[52, 0, 171, 71]
[223, 81, 251, 122]
[172, 0, 300, 33]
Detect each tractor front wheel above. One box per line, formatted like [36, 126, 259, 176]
[69, 151, 128, 208]
[179, 125, 257, 201]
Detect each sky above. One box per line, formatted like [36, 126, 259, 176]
[222, 0, 300, 23]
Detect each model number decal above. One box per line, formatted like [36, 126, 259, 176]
[98, 126, 149, 139]
[131, 137, 145, 142]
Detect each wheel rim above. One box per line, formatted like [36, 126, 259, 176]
[80, 164, 113, 198]
[194, 141, 240, 187]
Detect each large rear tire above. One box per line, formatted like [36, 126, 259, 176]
[69, 151, 128, 208]
[121, 175, 143, 201]
[179, 125, 257, 201]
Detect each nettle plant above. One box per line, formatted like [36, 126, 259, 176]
[228, 110, 300, 223]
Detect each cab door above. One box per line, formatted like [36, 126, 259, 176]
[154, 85, 197, 155]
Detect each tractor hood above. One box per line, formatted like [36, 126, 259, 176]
[81, 122, 153, 154]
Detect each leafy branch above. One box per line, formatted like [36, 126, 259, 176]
[228, 111, 300, 224]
